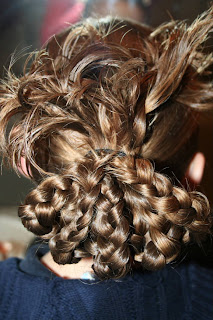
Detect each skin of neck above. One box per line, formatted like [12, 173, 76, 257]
[41, 251, 94, 279]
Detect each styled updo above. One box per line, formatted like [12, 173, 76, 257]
[0, 8, 213, 280]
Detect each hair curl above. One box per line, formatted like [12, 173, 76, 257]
[1, 8, 213, 279]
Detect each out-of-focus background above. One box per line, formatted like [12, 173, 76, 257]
[0, 0, 212, 260]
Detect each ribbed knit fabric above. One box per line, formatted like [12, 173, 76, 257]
[0, 243, 213, 320]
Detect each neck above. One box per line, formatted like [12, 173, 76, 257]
[41, 251, 94, 279]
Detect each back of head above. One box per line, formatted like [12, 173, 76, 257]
[0, 9, 213, 280]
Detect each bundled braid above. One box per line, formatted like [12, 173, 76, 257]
[18, 176, 72, 237]
[109, 156, 211, 270]
[19, 157, 106, 264]
[18, 152, 132, 278]
[18, 152, 211, 279]
[91, 174, 130, 279]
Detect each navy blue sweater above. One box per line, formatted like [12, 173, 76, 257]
[0, 242, 213, 320]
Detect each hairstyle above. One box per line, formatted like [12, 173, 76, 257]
[0, 9, 213, 280]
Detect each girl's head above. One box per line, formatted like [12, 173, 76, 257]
[0, 9, 213, 279]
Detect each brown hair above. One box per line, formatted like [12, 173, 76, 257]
[0, 9, 213, 280]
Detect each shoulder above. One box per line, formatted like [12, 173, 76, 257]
[0, 257, 19, 286]
[187, 262, 213, 318]
[0, 258, 213, 320]
[0, 258, 53, 320]
[172, 261, 213, 319]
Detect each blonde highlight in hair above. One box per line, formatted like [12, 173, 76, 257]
[1, 9, 213, 279]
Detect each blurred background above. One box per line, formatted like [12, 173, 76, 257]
[0, 0, 212, 260]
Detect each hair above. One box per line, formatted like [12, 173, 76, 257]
[0, 8, 213, 280]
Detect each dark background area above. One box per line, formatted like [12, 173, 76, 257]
[0, 0, 212, 206]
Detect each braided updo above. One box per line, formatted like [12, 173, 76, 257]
[1, 8, 213, 279]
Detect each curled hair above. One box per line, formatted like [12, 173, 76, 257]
[1, 8, 213, 279]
